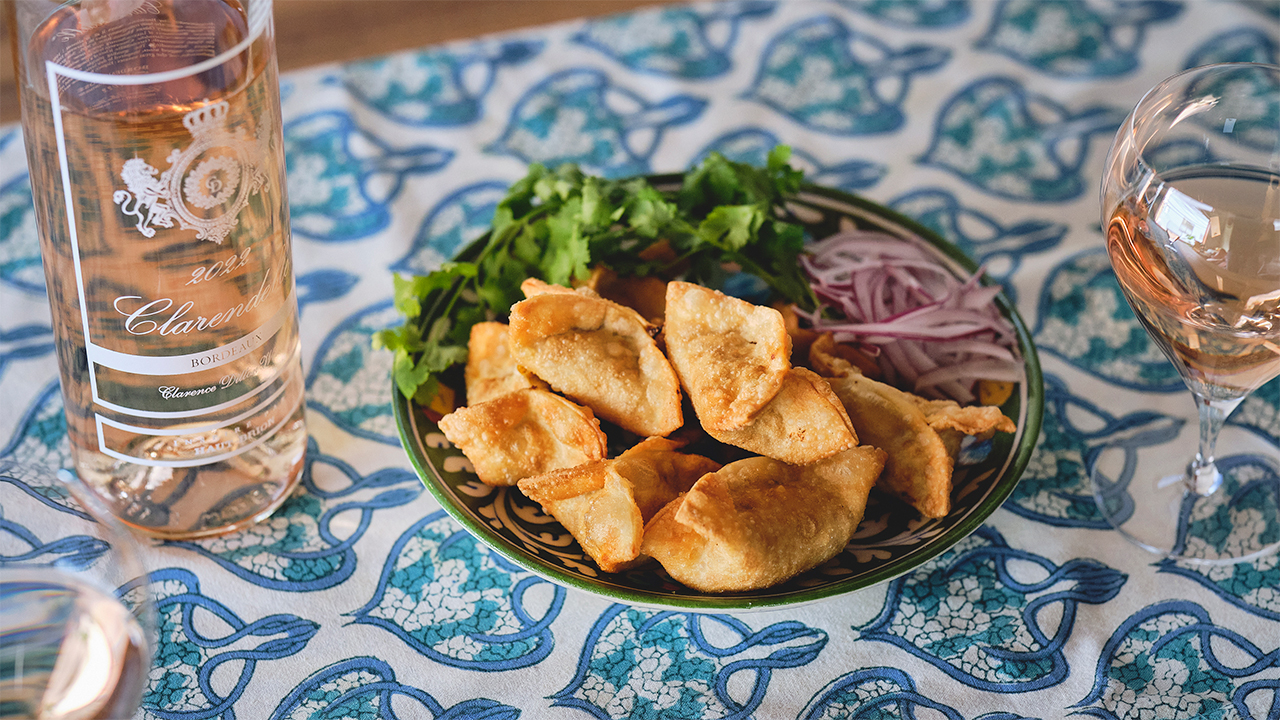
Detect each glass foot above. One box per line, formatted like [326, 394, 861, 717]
[1090, 430, 1280, 565]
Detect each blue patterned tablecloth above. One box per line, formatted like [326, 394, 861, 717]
[3, 1, 1280, 718]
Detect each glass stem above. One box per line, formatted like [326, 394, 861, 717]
[1187, 394, 1242, 496]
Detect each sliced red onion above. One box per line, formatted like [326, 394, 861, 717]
[914, 360, 1023, 392]
[799, 228, 1020, 402]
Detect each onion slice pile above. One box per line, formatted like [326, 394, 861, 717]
[795, 229, 1020, 403]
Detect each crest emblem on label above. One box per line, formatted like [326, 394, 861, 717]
[113, 100, 268, 244]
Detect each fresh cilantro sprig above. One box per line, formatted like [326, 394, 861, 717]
[670, 145, 811, 306]
[376, 146, 816, 403]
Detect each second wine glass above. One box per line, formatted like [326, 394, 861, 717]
[0, 462, 155, 719]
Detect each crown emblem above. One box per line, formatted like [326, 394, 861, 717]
[114, 99, 269, 244]
[182, 100, 231, 134]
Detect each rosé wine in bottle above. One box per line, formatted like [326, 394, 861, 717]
[11, 0, 306, 538]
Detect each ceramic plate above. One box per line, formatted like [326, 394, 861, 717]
[394, 181, 1044, 611]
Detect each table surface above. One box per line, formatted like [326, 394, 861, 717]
[0, 0, 681, 124]
[2, 1, 1279, 719]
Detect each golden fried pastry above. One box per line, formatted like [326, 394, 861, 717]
[911, 396, 1017, 437]
[519, 461, 640, 572]
[438, 388, 607, 486]
[913, 398, 1015, 464]
[706, 368, 857, 465]
[520, 278, 594, 298]
[641, 446, 886, 592]
[663, 281, 791, 432]
[464, 322, 546, 405]
[518, 439, 719, 572]
[812, 333, 1015, 518]
[826, 371, 955, 518]
[612, 438, 721, 519]
[808, 333, 881, 379]
[584, 266, 668, 324]
[775, 300, 821, 365]
[509, 291, 682, 437]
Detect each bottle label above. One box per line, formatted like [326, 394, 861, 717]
[95, 369, 300, 467]
[112, 100, 268, 245]
[45, 42, 296, 468]
[88, 282, 295, 415]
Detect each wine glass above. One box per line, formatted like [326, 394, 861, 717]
[1089, 63, 1280, 564]
[0, 461, 155, 719]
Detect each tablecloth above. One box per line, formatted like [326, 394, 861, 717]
[2, 1, 1279, 718]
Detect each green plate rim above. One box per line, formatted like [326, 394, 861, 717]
[393, 179, 1045, 611]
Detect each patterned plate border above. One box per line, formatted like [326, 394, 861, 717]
[394, 179, 1045, 611]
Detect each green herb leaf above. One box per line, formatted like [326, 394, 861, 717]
[697, 204, 765, 251]
[627, 184, 680, 238]
[393, 348, 432, 400]
[376, 146, 812, 403]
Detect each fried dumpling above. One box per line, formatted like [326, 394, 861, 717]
[520, 278, 594, 298]
[826, 370, 955, 518]
[641, 446, 886, 592]
[519, 461, 638, 572]
[911, 396, 1017, 437]
[808, 333, 880, 379]
[775, 300, 820, 366]
[518, 438, 719, 572]
[464, 322, 546, 405]
[811, 334, 1014, 439]
[706, 368, 857, 465]
[913, 398, 1015, 464]
[509, 291, 682, 437]
[663, 281, 791, 431]
[612, 437, 721, 519]
[812, 333, 1015, 518]
[438, 388, 607, 486]
[582, 266, 668, 324]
